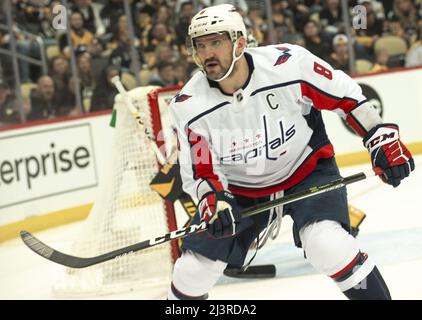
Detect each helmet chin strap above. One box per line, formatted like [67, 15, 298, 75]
[214, 39, 244, 82]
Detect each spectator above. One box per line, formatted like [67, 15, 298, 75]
[173, 60, 189, 85]
[148, 61, 178, 87]
[105, 15, 141, 57]
[90, 65, 120, 112]
[381, 0, 394, 17]
[71, 0, 98, 35]
[0, 82, 25, 125]
[155, 4, 174, 32]
[100, 0, 125, 36]
[327, 34, 351, 73]
[58, 11, 102, 58]
[245, 7, 266, 45]
[303, 19, 331, 59]
[26, 75, 59, 121]
[319, 0, 343, 34]
[388, 0, 419, 37]
[145, 22, 176, 52]
[58, 77, 79, 117]
[0, 16, 42, 83]
[144, 23, 177, 66]
[386, 14, 410, 43]
[109, 30, 132, 72]
[151, 43, 179, 67]
[272, 11, 296, 44]
[76, 51, 96, 105]
[369, 48, 390, 72]
[360, 0, 387, 20]
[13, 0, 47, 34]
[108, 15, 130, 47]
[48, 56, 70, 102]
[109, 29, 144, 72]
[175, 1, 194, 47]
[406, 23, 422, 66]
[138, 4, 155, 50]
[282, 0, 311, 32]
[273, 7, 296, 31]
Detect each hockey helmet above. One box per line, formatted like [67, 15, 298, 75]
[188, 4, 247, 47]
[187, 4, 248, 81]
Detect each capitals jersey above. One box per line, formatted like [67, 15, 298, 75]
[170, 44, 381, 199]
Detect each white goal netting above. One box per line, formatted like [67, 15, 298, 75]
[53, 86, 180, 297]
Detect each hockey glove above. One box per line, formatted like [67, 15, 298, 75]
[363, 123, 415, 187]
[198, 191, 241, 238]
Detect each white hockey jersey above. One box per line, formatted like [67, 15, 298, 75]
[170, 44, 381, 199]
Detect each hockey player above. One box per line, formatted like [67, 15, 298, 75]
[167, 4, 414, 300]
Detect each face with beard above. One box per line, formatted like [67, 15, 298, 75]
[37, 76, 55, 101]
[194, 32, 234, 81]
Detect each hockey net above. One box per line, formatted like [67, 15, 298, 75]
[53, 85, 182, 297]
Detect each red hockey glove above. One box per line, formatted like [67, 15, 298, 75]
[363, 124, 415, 187]
[198, 190, 241, 238]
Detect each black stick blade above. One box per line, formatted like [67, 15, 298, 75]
[20, 230, 92, 268]
[20, 230, 55, 258]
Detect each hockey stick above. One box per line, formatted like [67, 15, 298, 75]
[20, 169, 380, 268]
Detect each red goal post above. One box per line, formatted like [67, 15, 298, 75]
[148, 85, 183, 263]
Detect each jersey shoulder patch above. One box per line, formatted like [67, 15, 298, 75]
[174, 93, 192, 103]
[171, 72, 203, 107]
[274, 46, 292, 66]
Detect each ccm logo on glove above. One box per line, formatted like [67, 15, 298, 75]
[363, 124, 415, 187]
[366, 131, 396, 149]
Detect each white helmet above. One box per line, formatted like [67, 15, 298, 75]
[188, 4, 247, 45]
[187, 4, 247, 81]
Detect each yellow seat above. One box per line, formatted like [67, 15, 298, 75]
[83, 97, 91, 113]
[355, 59, 373, 74]
[139, 69, 152, 86]
[46, 45, 61, 60]
[20, 83, 37, 99]
[309, 12, 320, 23]
[374, 36, 408, 56]
[121, 72, 137, 90]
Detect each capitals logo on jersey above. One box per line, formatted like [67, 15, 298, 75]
[174, 93, 192, 103]
[274, 47, 292, 66]
[218, 114, 296, 164]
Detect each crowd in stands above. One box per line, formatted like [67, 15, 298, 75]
[1, 0, 422, 126]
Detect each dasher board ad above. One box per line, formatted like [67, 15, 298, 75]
[0, 123, 98, 209]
